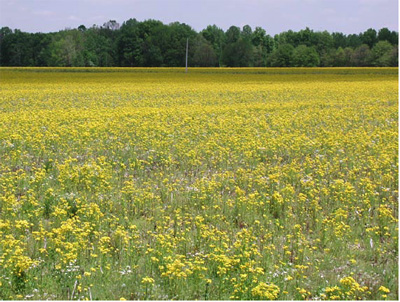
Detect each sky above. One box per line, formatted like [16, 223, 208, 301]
[0, 0, 398, 35]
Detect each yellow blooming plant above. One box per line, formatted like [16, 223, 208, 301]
[0, 67, 397, 300]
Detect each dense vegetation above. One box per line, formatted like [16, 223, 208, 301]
[0, 67, 398, 300]
[0, 19, 398, 67]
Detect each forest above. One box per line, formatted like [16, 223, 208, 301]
[0, 19, 398, 67]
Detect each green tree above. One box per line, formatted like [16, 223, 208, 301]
[312, 30, 334, 56]
[320, 48, 336, 67]
[251, 27, 274, 66]
[47, 30, 85, 66]
[291, 45, 320, 67]
[298, 27, 313, 46]
[225, 26, 241, 43]
[165, 22, 197, 67]
[343, 47, 354, 66]
[361, 28, 378, 48]
[0, 20, 398, 67]
[370, 40, 397, 66]
[275, 30, 300, 47]
[242, 25, 252, 41]
[351, 44, 371, 66]
[332, 32, 347, 48]
[31, 33, 51, 66]
[192, 36, 217, 67]
[117, 18, 142, 66]
[347, 34, 362, 48]
[222, 26, 254, 67]
[0, 29, 37, 66]
[103, 20, 120, 31]
[200, 25, 225, 66]
[78, 25, 87, 32]
[377, 27, 398, 45]
[141, 38, 163, 66]
[251, 27, 266, 46]
[378, 27, 392, 42]
[267, 43, 294, 67]
[389, 46, 398, 66]
[333, 47, 346, 66]
[222, 38, 254, 67]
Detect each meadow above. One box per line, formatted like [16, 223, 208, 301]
[0, 67, 398, 300]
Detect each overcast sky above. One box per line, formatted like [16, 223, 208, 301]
[0, 0, 398, 35]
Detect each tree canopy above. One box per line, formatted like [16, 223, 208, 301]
[0, 20, 398, 67]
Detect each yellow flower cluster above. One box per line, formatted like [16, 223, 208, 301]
[0, 67, 397, 300]
[321, 276, 369, 300]
[251, 282, 280, 300]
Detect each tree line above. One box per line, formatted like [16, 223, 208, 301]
[0, 19, 398, 67]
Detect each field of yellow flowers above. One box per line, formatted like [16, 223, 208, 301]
[0, 67, 398, 300]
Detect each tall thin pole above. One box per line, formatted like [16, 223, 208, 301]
[185, 38, 188, 73]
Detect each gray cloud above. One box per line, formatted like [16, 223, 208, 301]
[0, 0, 397, 34]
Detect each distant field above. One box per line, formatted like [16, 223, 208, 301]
[0, 68, 398, 300]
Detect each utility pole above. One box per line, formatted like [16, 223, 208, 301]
[185, 38, 188, 73]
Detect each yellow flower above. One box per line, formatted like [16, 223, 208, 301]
[141, 277, 155, 284]
[379, 286, 390, 293]
[251, 282, 280, 300]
